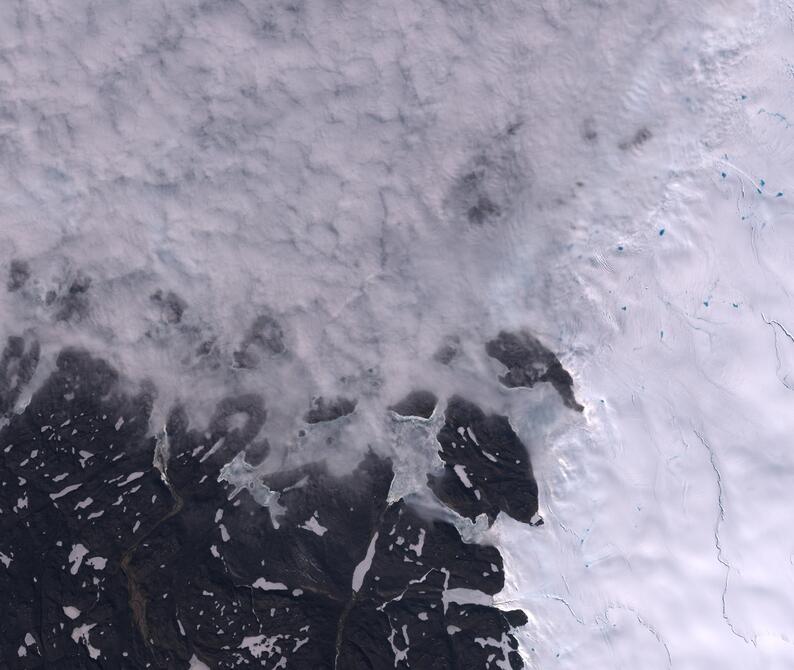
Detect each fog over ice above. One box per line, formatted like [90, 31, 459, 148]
[1, 0, 793, 667]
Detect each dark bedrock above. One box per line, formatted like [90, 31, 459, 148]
[388, 390, 438, 419]
[303, 395, 357, 424]
[0, 347, 530, 669]
[428, 395, 539, 525]
[0, 335, 40, 415]
[486, 330, 584, 411]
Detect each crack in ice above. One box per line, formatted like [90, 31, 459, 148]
[601, 604, 672, 667]
[694, 430, 753, 645]
[762, 313, 794, 391]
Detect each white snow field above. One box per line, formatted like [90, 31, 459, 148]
[488, 5, 794, 669]
[0, 0, 792, 667]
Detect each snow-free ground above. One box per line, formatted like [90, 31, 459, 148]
[1, 0, 792, 667]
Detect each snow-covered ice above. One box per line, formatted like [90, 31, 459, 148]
[0, 0, 792, 667]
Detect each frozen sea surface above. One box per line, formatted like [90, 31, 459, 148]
[1, 0, 793, 668]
